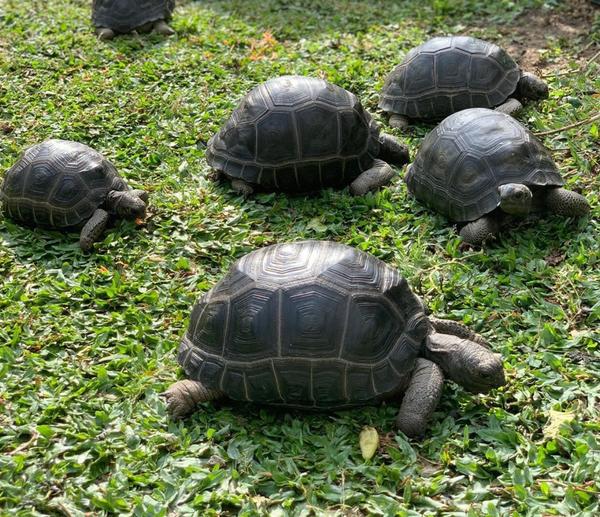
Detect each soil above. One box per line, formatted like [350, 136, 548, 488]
[495, 0, 598, 73]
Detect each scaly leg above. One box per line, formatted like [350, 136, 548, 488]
[396, 358, 444, 438]
[459, 214, 500, 246]
[544, 188, 590, 217]
[494, 98, 523, 116]
[153, 20, 175, 36]
[389, 114, 410, 129]
[79, 208, 109, 251]
[96, 27, 115, 40]
[378, 133, 409, 166]
[163, 379, 225, 419]
[349, 159, 395, 196]
[231, 178, 254, 197]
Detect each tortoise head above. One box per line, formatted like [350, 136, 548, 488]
[498, 183, 532, 216]
[517, 72, 549, 100]
[106, 190, 147, 220]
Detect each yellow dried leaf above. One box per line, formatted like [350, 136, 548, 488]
[359, 426, 379, 460]
[543, 410, 575, 439]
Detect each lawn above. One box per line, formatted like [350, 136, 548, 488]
[1, 0, 599, 515]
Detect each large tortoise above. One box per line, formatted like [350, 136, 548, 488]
[206, 75, 409, 196]
[164, 240, 505, 438]
[405, 109, 590, 245]
[379, 36, 548, 129]
[92, 0, 175, 40]
[0, 139, 148, 251]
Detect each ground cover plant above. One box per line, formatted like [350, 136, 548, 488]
[0, 0, 599, 514]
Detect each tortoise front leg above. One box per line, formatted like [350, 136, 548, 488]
[153, 20, 175, 36]
[79, 208, 109, 251]
[130, 189, 149, 204]
[459, 214, 500, 245]
[494, 98, 523, 116]
[543, 187, 590, 217]
[349, 159, 395, 196]
[231, 178, 254, 197]
[389, 114, 410, 129]
[96, 27, 115, 40]
[378, 133, 410, 166]
[396, 358, 444, 438]
[163, 379, 225, 419]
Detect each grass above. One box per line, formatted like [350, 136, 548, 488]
[0, 0, 599, 514]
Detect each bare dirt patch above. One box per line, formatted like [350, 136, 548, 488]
[495, 0, 597, 73]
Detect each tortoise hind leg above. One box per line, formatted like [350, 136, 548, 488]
[96, 27, 115, 40]
[395, 358, 444, 438]
[79, 208, 109, 251]
[231, 178, 254, 197]
[378, 133, 410, 166]
[153, 20, 175, 36]
[163, 379, 225, 419]
[494, 98, 523, 116]
[459, 214, 500, 246]
[544, 188, 590, 217]
[389, 114, 410, 129]
[349, 159, 395, 196]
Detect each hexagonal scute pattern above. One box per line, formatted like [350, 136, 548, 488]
[205, 76, 379, 192]
[407, 109, 563, 221]
[0, 139, 122, 228]
[181, 241, 427, 407]
[379, 36, 520, 119]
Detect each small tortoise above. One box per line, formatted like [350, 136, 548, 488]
[164, 240, 505, 438]
[379, 36, 548, 129]
[92, 0, 175, 40]
[0, 139, 148, 250]
[405, 109, 590, 245]
[206, 75, 409, 196]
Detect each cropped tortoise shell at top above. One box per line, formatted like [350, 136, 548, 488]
[92, 0, 175, 34]
[379, 36, 545, 121]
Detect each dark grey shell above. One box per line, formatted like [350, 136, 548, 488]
[206, 75, 381, 192]
[406, 109, 564, 222]
[379, 36, 521, 120]
[0, 139, 128, 228]
[178, 241, 429, 409]
[92, 0, 175, 33]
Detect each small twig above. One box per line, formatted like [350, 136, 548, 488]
[541, 46, 600, 78]
[6, 429, 40, 455]
[534, 113, 600, 137]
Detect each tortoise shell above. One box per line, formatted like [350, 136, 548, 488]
[379, 36, 521, 120]
[206, 75, 381, 192]
[405, 109, 564, 222]
[177, 240, 429, 409]
[92, 0, 175, 33]
[0, 139, 128, 228]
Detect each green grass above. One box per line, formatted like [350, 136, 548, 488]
[1, 0, 599, 514]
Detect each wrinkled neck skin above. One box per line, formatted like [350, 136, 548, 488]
[498, 183, 532, 216]
[105, 190, 146, 219]
[424, 331, 505, 394]
[517, 71, 549, 101]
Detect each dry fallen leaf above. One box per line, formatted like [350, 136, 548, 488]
[543, 410, 575, 439]
[359, 426, 379, 460]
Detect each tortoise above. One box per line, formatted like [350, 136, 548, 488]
[92, 0, 175, 40]
[379, 36, 548, 129]
[206, 75, 409, 196]
[405, 108, 590, 245]
[0, 139, 148, 251]
[164, 240, 505, 438]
